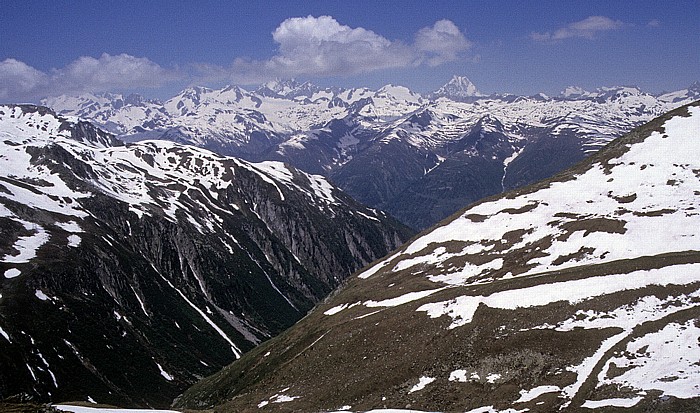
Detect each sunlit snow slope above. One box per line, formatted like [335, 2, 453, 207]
[178, 102, 700, 412]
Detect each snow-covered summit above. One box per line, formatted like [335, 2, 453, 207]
[431, 75, 482, 100]
[256, 78, 322, 99]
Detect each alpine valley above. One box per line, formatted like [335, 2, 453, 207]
[44, 77, 700, 229]
[0, 105, 412, 407]
[175, 101, 700, 412]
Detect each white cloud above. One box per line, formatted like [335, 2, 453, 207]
[647, 19, 661, 28]
[1, 16, 474, 100]
[531, 16, 625, 42]
[52, 53, 177, 92]
[208, 15, 472, 83]
[263, 15, 413, 76]
[0, 54, 179, 102]
[0, 59, 49, 102]
[415, 20, 473, 66]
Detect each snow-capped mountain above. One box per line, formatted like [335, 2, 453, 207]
[429, 75, 483, 100]
[43, 79, 699, 229]
[0, 105, 412, 406]
[176, 101, 700, 412]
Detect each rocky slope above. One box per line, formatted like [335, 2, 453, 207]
[176, 101, 700, 412]
[44, 79, 700, 230]
[0, 105, 412, 407]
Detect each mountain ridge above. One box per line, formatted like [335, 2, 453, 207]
[175, 101, 700, 412]
[42, 78, 699, 230]
[0, 104, 413, 406]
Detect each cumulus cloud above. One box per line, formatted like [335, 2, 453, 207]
[207, 15, 472, 83]
[1, 16, 473, 100]
[0, 59, 49, 102]
[647, 19, 661, 28]
[0, 53, 179, 102]
[531, 16, 625, 42]
[262, 15, 413, 76]
[415, 19, 473, 66]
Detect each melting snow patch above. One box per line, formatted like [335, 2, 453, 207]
[155, 362, 174, 381]
[485, 373, 502, 383]
[449, 369, 468, 382]
[259, 390, 301, 407]
[324, 302, 360, 316]
[560, 331, 630, 405]
[2, 224, 49, 263]
[56, 221, 82, 232]
[4, 268, 21, 278]
[598, 320, 700, 399]
[515, 385, 561, 403]
[35, 290, 49, 301]
[417, 263, 700, 329]
[67, 234, 81, 247]
[581, 397, 643, 408]
[0, 326, 11, 342]
[464, 407, 529, 413]
[364, 288, 445, 308]
[55, 406, 182, 413]
[546, 291, 700, 332]
[409, 376, 436, 393]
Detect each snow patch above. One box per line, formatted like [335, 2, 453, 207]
[67, 234, 81, 247]
[155, 361, 174, 381]
[0, 326, 11, 342]
[409, 376, 436, 393]
[515, 385, 561, 403]
[598, 320, 700, 399]
[55, 406, 182, 413]
[449, 369, 468, 382]
[417, 263, 700, 329]
[364, 288, 445, 308]
[581, 397, 643, 408]
[2, 223, 49, 263]
[35, 290, 49, 301]
[56, 221, 83, 232]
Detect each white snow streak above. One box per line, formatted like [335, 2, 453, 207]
[417, 263, 700, 329]
[156, 271, 241, 358]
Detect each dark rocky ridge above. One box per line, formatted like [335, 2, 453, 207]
[0, 105, 413, 407]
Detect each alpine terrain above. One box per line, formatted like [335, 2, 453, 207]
[44, 77, 700, 229]
[0, 105, 412, 407]
[176, 101, 700, 412]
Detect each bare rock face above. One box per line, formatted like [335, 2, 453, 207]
[177, 102, 700, 412]
[0, 105, 413, 407]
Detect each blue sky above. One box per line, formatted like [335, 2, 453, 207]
[1, 1, 698, 102]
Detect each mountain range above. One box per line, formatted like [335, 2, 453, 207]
[176, 101, 700, 412]
[43, 77, 700, 229]
[0, 105, 412, 406]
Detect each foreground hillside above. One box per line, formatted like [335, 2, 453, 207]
[177, 102, 700, 412]
[0, 105, 412, 407]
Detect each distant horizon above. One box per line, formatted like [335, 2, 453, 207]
[31, 75, 700, 106]
[2, 1, 698, 102]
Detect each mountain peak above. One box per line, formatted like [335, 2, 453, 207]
[688, 81, 700, 93]
[431, 75, 482, 100]
[257, 78, 320, 98]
